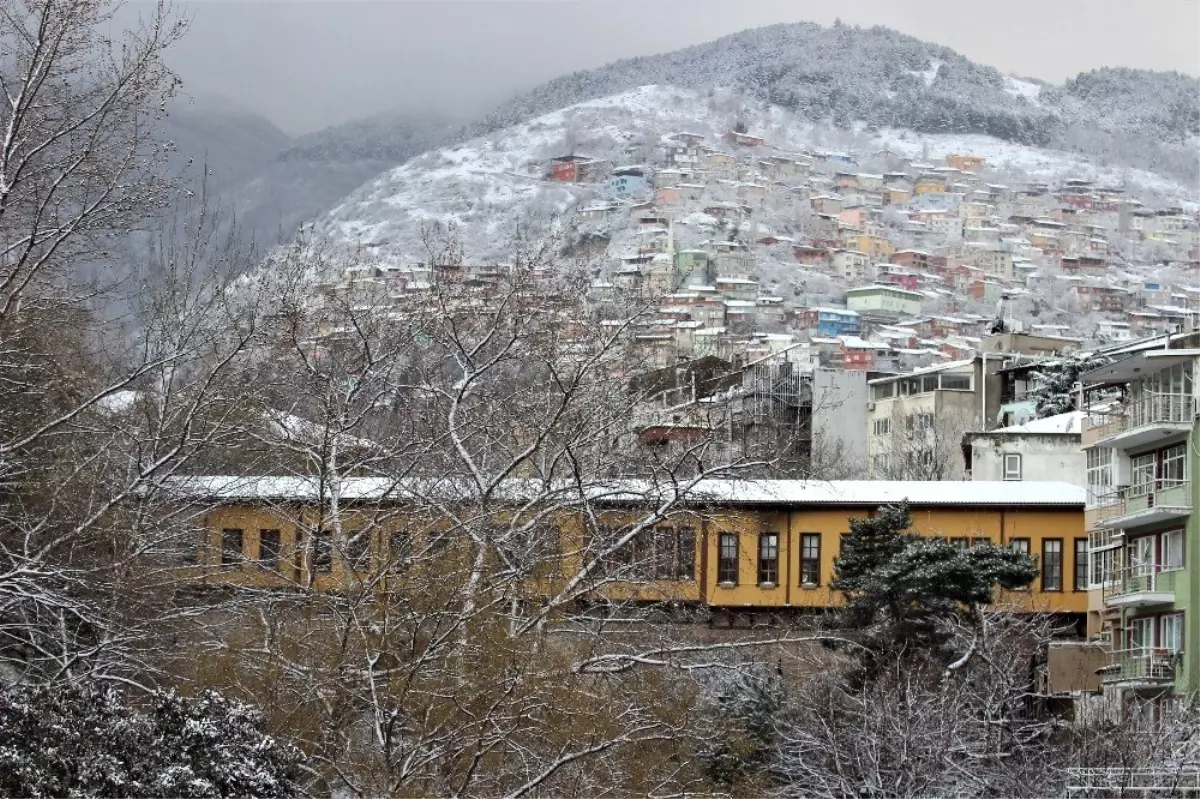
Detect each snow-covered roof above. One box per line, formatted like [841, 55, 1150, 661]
[160, 476, 1084, 508]
[986, 411, 1085, 435]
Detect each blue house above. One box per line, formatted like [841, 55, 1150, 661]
[804, 306, 860, 338]
[607, 166, 650, 198]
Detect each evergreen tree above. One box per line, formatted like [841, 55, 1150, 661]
[1030, 354, 1111, 419]
[833, 503, 1038, 659]
[0, 682, 304, 798]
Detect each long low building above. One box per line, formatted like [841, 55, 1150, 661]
[168, 477, 1087, 618]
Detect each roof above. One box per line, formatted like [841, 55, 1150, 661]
[159, 476, 1084, 508]
[986, 411, 1085, 435]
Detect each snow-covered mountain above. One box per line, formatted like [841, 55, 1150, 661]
[314, 84, 1197, 271]
[469, 23, 1199, 184]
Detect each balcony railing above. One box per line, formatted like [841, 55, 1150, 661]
[1093, 479, 1192, 530]
[1090, 393, 1195, 444]
[1103, 565, 1179, 606]
[1100, 648, 1177, 687]
[1067, 768, 1200, 797]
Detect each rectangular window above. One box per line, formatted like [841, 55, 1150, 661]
[800, 533, 821, 586]
[1086, 447, 1113, 506]
[1042, 538, 1063, 592]
[839, 533, 850, 555]
[950, 537, 969, 550]
[346, 529, 371, 572]
[388, 531, 411, 573]
[1074, 538, 1089, 592]
[873, 418, 891, 435]
[1003, 453, 1022, 481]
[312, 531, 333, 573]
[758, 533, 779, 586]
[1161, 529, 1184, 571]
[677, 527, 696, 581]
[258, 529, 281, 568]
[1010, 538, 1031, 557]
[971, 537, 990, 548]
[940, 373, 971, 390]
[1161, 443, 1187, 484]
[718, 533, 739, 585]
[221, 528, 243, 566]
[1129, 616, 1154, 654]
[1160, 613, 1184, 654]
[1131, 453, 1155, 493]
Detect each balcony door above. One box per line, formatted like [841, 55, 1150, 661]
[1129, 535, 1156, 575]
[1129, 616, 1155, 656]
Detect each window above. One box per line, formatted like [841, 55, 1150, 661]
[388, 531, 411, 573]
[1131, 453, 1155, 493]
[873, 418, 891, 435]
[221, 528, 243, 566]
[758, 533, 779, 585]
[1086, 447, 1113, 506]
[1161, 443, 1187, 485]
[312, 531, 333, 573]
[346, 529, 371, 572]
[971, 537, 990, 548]
[1003, 453, 1022, 481]
[258, 529, 281, 568]
[1160, 613, 1184, 654]
[1162, 529, 1184, 571]
[950, 537, 969, 550]
[940, 373, 971, 390]
[718, 533, 739, 585]
[1074, 538, 1089, 592]
[1091, 547, 1119, 588]
[800, 533, 821, 586]
[839, 533, 850, 555]
[1010, 538, 1031, 557]
[1129, 616, 1154, 654]
[653, 527, 696, 581]
[1042, 539, 1063, 592]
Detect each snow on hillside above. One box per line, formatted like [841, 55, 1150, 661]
[1003, 76, 1042, 104]
[315, 84, 1198, 271]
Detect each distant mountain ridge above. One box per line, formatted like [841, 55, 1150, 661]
[468, 22, 1199, 182]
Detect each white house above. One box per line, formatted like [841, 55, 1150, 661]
[962, 411, 1085, 485]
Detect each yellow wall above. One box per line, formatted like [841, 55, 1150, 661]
[192, 502, 1086, 614]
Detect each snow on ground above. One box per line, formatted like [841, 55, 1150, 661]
[1003, 76, 1042, 105]
[910, 59, 942, 87]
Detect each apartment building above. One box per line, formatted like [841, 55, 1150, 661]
[1080, 335, 1198, 706]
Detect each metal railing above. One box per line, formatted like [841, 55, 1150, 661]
[1067, 767, 1200, 797]
[1091, 491, 1127, 526]
[1100, 648, 1177, 685]
[1103, 565, 1179, 604]
[1122, 478, 1192, 516]
[1092, 394, 1195, 441]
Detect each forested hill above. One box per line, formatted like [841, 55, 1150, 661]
[468, 22, 1200, 182]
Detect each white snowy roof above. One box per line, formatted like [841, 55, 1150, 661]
[161, 476, 1084, 508]
[987, 411, 1085, 435]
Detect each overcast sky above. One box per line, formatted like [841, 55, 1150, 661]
[152, 0, 1200, 136]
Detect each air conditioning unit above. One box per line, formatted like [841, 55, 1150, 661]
[867, 401, 876, 411]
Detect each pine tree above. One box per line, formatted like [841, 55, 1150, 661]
[833, 503, 1038, 660]
[1030, 354, 1111, 419]
[0, 682, 304, 797]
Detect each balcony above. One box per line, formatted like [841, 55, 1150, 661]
[1092, 394, 1195, 450]
[1099, 648, 1177, 690]
[1103, 565, 1179, 608]
[1092, 479, 1192, 531]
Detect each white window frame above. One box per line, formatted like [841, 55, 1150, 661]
[1003, 453, 1022, 481]
[1159, 613, 1184, 654]
[1161, 529, 1185, 571]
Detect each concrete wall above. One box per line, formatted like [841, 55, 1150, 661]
[812, 368, 868, 478]
[969, 433, 1086, 486]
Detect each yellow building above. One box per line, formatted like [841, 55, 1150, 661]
[852, 233, 896, 261]
[913, 175, 947, 196]
[177, 478, 1087, 617]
